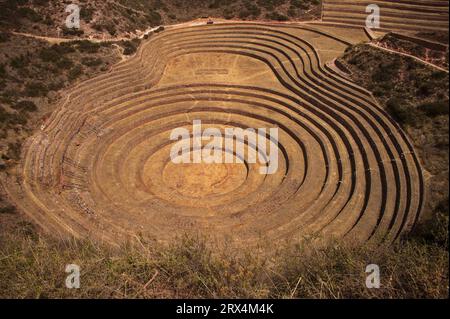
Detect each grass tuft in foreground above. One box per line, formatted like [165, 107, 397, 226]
[0, 217, 447, 299]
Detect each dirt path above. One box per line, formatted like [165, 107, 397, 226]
[10, 18, 325, 44]
[369, 43, 449, 73]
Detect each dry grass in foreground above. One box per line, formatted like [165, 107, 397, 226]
[0, 214, 447, 299]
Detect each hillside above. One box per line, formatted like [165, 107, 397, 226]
[0, 0, 448, 300]
[1, 0, 322, 39]
[322, 0, 449, 37]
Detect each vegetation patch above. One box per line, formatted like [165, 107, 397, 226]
[339, 44, 449, 250]
[0, 230, 447, 298]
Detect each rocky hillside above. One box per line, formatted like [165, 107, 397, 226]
[0, 0, 322, 39]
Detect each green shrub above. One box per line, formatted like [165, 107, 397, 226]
[418, 100, 449, 117]
[0, 205, 17, 214]
[386, 97, 416, 125]
[18, 7, 41, 22]
[43, 15, 53, 26]
[146, 10, 162, 26]
[265, 12, 288, 21]
[290, 0, 310, 9]
[223, 8, 234, 19]
[0, 32, 10, 43]
[33, 0, 50, 5]
[0, 106, 10, 122]
[47, 81, 65, 92]
[39, 44, 75, 62]
[287, 6, 298, 17]
[238, 10, 250, 19]
[68, 65, 83, 81]
[13, 100, 37, 112]
[10, 55, 29, 69]
[80, 6, 95, 22]
[81, 57, 103, 67]
[105, 23, 117, 36]
[258, 0, 286, 10]
[0, 64, 6, 77]
[56, 57, 74, 69]
[74, 40, 100, 53]
[7, 142, 22, 160]
[121, 39, 141, 55]
[431, 71, 447, 80]
[24, 82, 48, 97]
[417, 82, 434, 97]
[39, 47, 59, 62]
[62, 27, 84, 37]
[7, 111, 28, 125]
[243, 0, 261, 17]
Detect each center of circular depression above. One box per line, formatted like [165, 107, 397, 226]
[163, 160, 247, 198]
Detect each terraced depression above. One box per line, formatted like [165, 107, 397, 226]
[3, 23, 426, 247]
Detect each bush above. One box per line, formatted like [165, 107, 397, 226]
[105, 23, 117, 36]
[47, 81, 64, 92]
[287, 6, 298, 17]
[417, 82, 433, 97]
[243, 0, 261, 17]
[223, 8, 234, 19]
[68, 65, 83, 81]
[265, 12, 288, 21]
[13, 100, 37, 112]
[74, 40, 100, 53]
[0, 106, 10, 123]
[80, 6, 95, 22]
[18, 7, 41, 22]
[238, 10, 250, 19]
[122, 40, 139, 55]
[0, 64, 6, 77]
[418, 100, 449, 117]
[56, 57, 74, 69]
[7, 142, 22, 160]
[24, 82, 48, 97]
[258, 0, 286, 10]
[43, 15, 53, 26]
[39, 44, 75, 62]
[146, 10, 162, 26]
[0, 32, 10, 43]
[81, 57, 103, 67]
[290, 0, 310, 9]
[33, 0, 50, 5]
[62, 27, 84, 37]
[386, 97, 416, 125]
[431, 71, 447, 80]
[10, 55, 29, 69]
[39, 47, 59, 62]
[0, 205, 16, 214]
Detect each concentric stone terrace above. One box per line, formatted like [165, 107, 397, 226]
[4, 23, 425, 246]
[322, 0, 449, 33]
